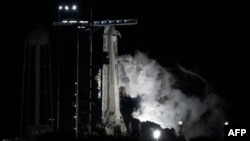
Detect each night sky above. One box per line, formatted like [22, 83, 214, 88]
[2, 0, 250, 138]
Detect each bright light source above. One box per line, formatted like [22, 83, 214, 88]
[74, 105, 77, 107]
[62, 20, 68, 23]
[79, 20, 88, 24]
[59, 6, 63, 10]
[178, 121, 183, 126]
[153, 130, 161, 140]
[65, 5, 69, 10]
[72, 5, 77, 10]
[224, 121, 229, 126]
[69, 20, 77, 23]
[74, 116, 77, 119]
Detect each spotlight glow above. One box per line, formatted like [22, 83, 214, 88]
[153, 130, 161, 139]
[224, 121, 229, 125]
[65, 6, 69, 10]
[72, 5, 77, 10]
[59, 6, 62, 10]
[178, 121, 183, 126]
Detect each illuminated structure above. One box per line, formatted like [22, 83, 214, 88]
[53, 4, 137, 136]
[99, 21, 137, 135]
[101, 26, 126, 135]
[178, 121, 183, 137]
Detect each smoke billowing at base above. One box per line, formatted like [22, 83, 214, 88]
[118, 52, 226, 140]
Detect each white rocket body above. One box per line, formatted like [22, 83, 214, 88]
[102, 26, 127, 135]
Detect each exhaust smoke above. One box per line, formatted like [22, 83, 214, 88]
[118, 52, 225, 139]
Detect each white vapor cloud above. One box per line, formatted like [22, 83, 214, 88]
[118, 52, 225, 140]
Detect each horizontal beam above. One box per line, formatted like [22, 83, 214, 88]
[53, 19, 138, 27]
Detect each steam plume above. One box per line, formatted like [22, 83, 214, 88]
[118, 52, 225, 139]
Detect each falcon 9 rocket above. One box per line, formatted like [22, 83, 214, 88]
[102, 26, 127, 135]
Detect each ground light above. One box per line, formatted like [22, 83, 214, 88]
[153, 129, 161, 141]
[224, 121, 229, 126]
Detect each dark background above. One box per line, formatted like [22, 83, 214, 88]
[2, 0, 249, 138]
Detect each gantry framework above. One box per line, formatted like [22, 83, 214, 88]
[53, 18, 137, 138]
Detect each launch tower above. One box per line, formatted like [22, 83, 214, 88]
[53, 7, 137, 136]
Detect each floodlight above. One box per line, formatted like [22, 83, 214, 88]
[59, 6, 63, 10]
[178, 121, 183, 126]
[153, 130, 161, 140]
[224, 121, 229, 126]
[72, 5, 77, 10]
[65, 5, 69, 10]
